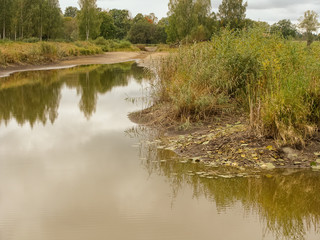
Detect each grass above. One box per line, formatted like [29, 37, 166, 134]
[0, 41, 103, 67]
[154, 27, 320, 146]
[0, 38, 140, 67]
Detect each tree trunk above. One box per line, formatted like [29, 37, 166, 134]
[2, 0, 6, 39]
[86, 12, 89, 40]
[307, 32, 313, 47]
[40, 0, 43, 41]
[2, 21, 5, 39]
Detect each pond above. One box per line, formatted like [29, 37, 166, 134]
[0, 62, 319, 240]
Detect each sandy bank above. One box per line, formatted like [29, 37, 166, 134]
[0, 51, 168, 78]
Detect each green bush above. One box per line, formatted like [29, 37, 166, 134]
[93, 36, 108, 45]
[22, 37, 40, 43]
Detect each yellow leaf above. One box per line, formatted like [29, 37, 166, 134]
[266, 145, 273, 151]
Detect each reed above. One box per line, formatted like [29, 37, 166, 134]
[155, 27, 320, 146]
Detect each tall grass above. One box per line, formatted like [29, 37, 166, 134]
[0, 41, 102, 66]
[155, 27, 320, 146]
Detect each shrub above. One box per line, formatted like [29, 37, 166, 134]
[155, 27, 320, 146]
[22, 37, 40, 43]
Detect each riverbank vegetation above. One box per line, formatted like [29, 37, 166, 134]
[153, 27, 320, 146]
[0, 41, 103, 66]
[1, 0, 319, 45]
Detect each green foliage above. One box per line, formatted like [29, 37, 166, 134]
[78, 0, 101, 40]
[92, 37, 133, 52]
[299, 10, 320, 46]
[271, 19, 297, 39]
[155, 27, 320, 146]
[0, 0, 64, 40]
[109, 9, 132, 40]
[63, 17, 79, 41]
[99, 11, 116, 40]
[167, 0, 212, 43]
[64, 6, 78, 18]
[22, 37, 40, 43]
[218, 0, 248, 29]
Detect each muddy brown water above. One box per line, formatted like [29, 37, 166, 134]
[0, 62, 319, 240]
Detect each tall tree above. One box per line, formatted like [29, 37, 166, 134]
[99, 11, 116, 39]
[167, 0, 211, 43]
[44, 0, 63, 40]
[218, 0, 248, 29]
[0, 0, 14, 39]
[299, 10, 320, 46]
[78, 0, 100, 40]
[109, 9, 132, 39]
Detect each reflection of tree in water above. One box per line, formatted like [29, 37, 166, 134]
[130, 126, 320, 240]
[77, 63, 144, 118]
[0, 71, 62, 126]
[0, 62, 146, 125]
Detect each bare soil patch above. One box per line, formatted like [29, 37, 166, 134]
[129, 104, 320, 171]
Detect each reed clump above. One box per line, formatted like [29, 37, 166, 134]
[155, 27, 320, 146]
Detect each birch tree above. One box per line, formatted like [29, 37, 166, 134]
[218, 0, 248, 29]
[299, 10, 320, 46]
[78, 0, 100, 40]
[167, 0, 212, 42]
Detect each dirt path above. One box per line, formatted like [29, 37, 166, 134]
[0, 51, 168, 78]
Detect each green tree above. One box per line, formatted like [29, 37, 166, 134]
[128, 13, 167, 44]
[63, 17, 78, 40]
[299, 10, 320, 46]
[218, 0, 248, 29]
[109, 9, 132, 39]
[167, 0, 211, 43]
[64, 6, 78, 18]
[44, 0, 63, 40]
[271, 19, 297, 39]
[155, 17, 168, 43]
[99, 11, 116, 39]
[78, 0, 101, 40]
[128, 14, 154, 44]
[0, 0, 14, 39]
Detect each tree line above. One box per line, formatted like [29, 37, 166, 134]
[0, 0, 319, 44]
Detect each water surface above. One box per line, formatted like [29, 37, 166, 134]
[0, 63, 319, 240]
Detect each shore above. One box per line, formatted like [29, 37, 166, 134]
[0, 51, 168, 78]
[129, 105, 320, 171]
[1, 51, 319, 171]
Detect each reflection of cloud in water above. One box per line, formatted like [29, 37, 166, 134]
[0, 62, 146, 126]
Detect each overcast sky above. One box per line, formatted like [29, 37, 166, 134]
[59, 0, 320, 24]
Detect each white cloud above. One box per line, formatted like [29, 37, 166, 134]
[60, 0, 320, 23]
